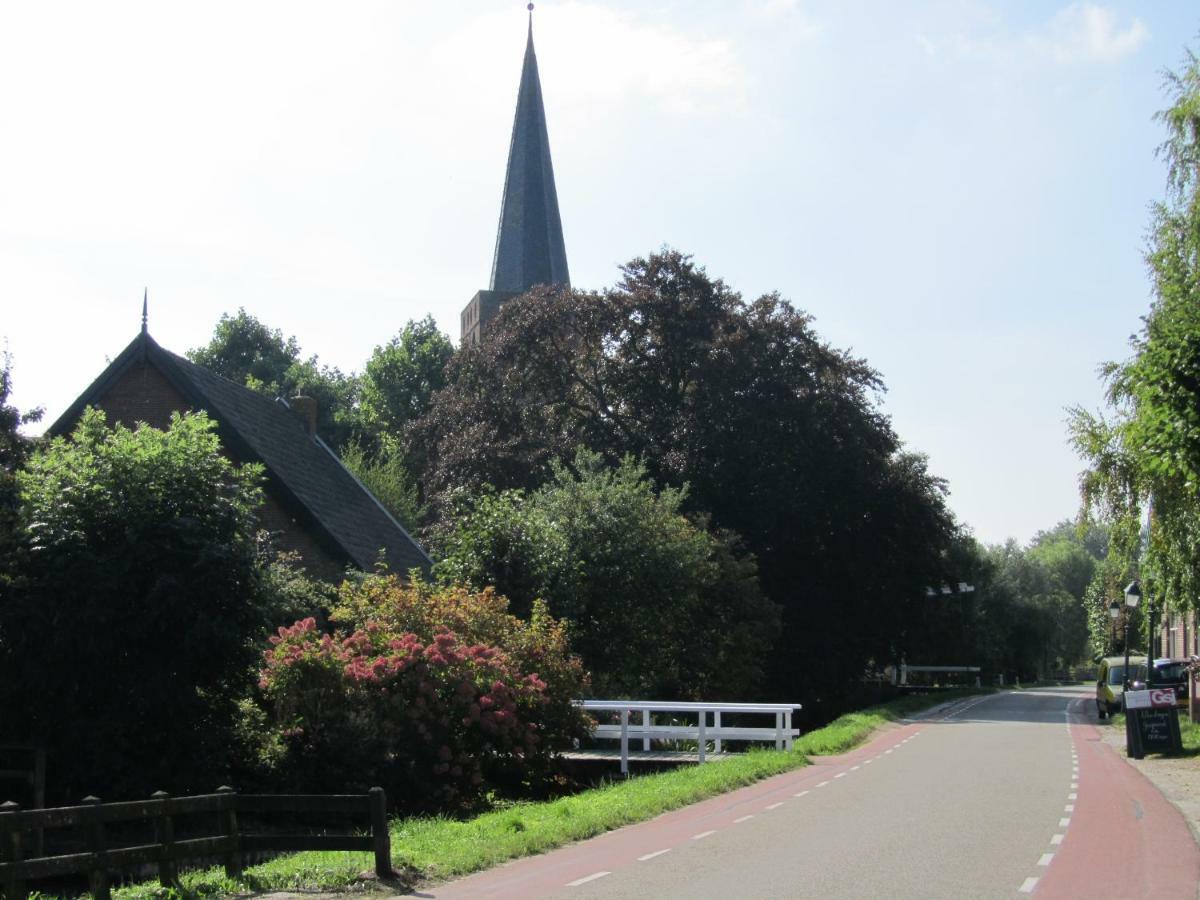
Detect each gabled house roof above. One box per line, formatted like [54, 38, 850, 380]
[49, 330, 432, 576]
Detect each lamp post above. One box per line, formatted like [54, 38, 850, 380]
[1124, 580, 1142, 693]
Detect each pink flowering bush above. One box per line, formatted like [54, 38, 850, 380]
[257, 575, 589, 807]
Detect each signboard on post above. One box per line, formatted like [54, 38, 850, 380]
[1124, 690, 1183, 759]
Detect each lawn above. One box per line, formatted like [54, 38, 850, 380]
[113, 688, 986, 899]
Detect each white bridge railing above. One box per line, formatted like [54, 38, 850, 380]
[575, 700, 803, 775]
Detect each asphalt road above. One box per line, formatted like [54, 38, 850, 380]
[428, 687, 1200, 899]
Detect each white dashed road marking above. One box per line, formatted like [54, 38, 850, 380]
[691, 830, 716, 841]
[638, 849, 671, 861]
[567, 872, 611, 887]
[1051, 834, 1064, 845]
[1019, 877, 1039, 893]
[765, 802, 784, 810]
[733, 815, 754, 823]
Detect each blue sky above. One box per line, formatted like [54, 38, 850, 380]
[1, 1, 1196, 545]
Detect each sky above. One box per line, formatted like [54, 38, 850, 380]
[1, 0, 1196, 546]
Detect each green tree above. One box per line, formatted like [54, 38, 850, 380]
[188, 309, 358, 449]
[434, 449, 779, 699]
[358, 316, 454, 450]
[411, 251, 959, 703]
[340, 441, 424, 532]
[1070, 51, 1200, 624]
[0, 409, 272, 798]
[0, 353, 42, 594]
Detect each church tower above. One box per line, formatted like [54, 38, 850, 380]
[461, 7, 570, 345]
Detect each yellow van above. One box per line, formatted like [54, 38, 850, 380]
[1096, 655, 1148, 719]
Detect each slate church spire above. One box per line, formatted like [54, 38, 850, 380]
[462, 5, 569, 345]
[490, 8, 570, 293]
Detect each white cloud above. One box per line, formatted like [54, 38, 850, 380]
[922, 2, 1147, 67]
[1038, 3, 1148, 64]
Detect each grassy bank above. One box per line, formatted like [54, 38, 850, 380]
[115, 689, 985, 898]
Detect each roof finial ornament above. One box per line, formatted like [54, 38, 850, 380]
[141, 288, 148, 334]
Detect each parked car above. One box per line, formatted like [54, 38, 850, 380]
[1148, 658, 1190, 709]
[1096, 656, 1148, 719]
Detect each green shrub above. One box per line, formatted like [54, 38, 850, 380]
[1, 409, 270, 799]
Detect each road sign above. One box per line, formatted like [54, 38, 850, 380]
[1125, 692, 1183, 758]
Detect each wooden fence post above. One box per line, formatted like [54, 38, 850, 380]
[367, 787, 391, 878]
[31, 751, 44, 858]
[216, 786, 241, 879]
[150, 791, 177, 889]
[82, 796, 111, 900]
[1, 800, 27, 900]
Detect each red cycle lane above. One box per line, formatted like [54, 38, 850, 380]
[424, 719, 927, 898]
[1035, 701, 1200, 899]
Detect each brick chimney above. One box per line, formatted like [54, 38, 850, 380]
[289, 395, 318, 437]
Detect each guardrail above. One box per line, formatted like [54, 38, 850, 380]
[575, 701, 802, 775]
[0, 786, 391, 900]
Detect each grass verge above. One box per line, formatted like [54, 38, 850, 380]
[114, 688, 987, 898]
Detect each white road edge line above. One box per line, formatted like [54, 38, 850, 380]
[1068, 793, 1077, 800]
[793, 790, 810, 797]
[850, 765, 861, 771]
[1051, 834, 1064, 845]
[834, 772, 847, 779]
[1038, 853, 1054, 866]
[816, 781, 830, 787]
[691, 830, 716, 841]
[638, 849, 672, 861]
[765, 802, 784, 810]
[1059, 817, 1071, 828]
[733, 815, 754, 823]
[567, 871, 611, 887]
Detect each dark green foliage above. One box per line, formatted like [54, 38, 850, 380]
[359, 316, 454, 451]
[411, 250, 959, 702]
[340, 442, 424, 533]
[434, 449, 780, 698]
[188, 309, 358, 449]
[0, 409, 273, 799]
[0, 354, 42, 594]
[903, 523, 1103, 682]
[1070, 51, 1200, 620]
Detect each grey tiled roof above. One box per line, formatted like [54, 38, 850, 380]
[51, 332, 431, 576]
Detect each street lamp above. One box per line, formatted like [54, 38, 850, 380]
[1124, 580, 1142, 692]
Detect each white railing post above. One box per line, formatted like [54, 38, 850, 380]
[620, 708, 629, 776]
[642, 709, 650, 751]
[785, 709, 793, 750]
[714, 710, 722, 754]
[775, 711, 783, 749]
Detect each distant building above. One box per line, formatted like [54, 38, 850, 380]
[1158, 610, 1198, 660]
[461, 13, 570, 346]
[49, 324, 431, 582]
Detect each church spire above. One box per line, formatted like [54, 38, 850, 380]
[488, 5, 570, 294]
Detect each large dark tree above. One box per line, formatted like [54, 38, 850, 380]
[410, 250, 961, 707]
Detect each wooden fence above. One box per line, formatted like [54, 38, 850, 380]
[0, 786, 391, 900]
